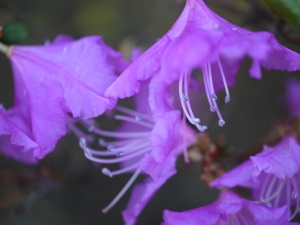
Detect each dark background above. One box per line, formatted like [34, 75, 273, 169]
[0, 0, 299, 224]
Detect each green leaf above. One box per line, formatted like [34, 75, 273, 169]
[1, 22, 31, 45]
[264, 0, 300, 26]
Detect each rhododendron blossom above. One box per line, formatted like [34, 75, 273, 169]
[163, 190, 298, 225]
[105, 0, 300, 131]
[211, 136, 300, 220]
[79, 86, 196, 224]
[0, 35, 126, 162]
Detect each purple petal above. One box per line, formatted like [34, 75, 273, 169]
[210, 160, 258, 189]
[150, 110, 181, 162]
[122, 156, 176, 225]
[105, 36, 170, 100]
[251, 136, 300, 179]
[9, 59, 66, 159]
[0, 106, 38, 164]
[11, 36, 120, 120]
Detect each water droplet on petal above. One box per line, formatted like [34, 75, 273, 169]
[102, 168, 113, 178]
[210, 106, 216, 112]
[214, 23, 220, 30]
[218, 119, 225, 127]
[107, 146, 115, 152]
[88, 125, 94, 132]
[116, 151, 124, 157]
[225, 96, 230, 103]
[211, 94, 217, 101]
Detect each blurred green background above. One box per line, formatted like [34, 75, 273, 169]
[0, 0, 299, 224]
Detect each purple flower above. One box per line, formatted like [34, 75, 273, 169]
[163, 190, 297, 225]
[105, 0, 300, 131]
[0, 35, 126, 162]
[211, 136, 300, 220]
[79, 84, 196, 223]
[285, 78, 300, 117]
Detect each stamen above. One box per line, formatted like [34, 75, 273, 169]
[286, 178, 292, 209]
[217, 57, 230, 103]
[207, 63, 217, 101]
[114, 105, 154, 123]
[182, 113, 190, 164]
[102, 169, 141, 214]
[178, 71, 207, 132]
[114, 115, 154, 128]
[66, 117, 94, 142]
[135, 115, 142, 121]
[107, 146, 115, 152]
[102, 163, 140, 177]
[264, 175, 277, 205]
[289, 175, 300, 220]
[261, 178, 286, 205]
[202, 64, 226, 126]
[99, 139, 135, 148]
[92, 127, 149, 138]
[183, 72, 202, 125]
[84, 147, 152, 164]
[180, 93, 189, 101]
[88, 125, 95, 132]
[218, 120, 225, 127]
[259, 174, 271, 202]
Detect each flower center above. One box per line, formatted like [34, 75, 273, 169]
[77, 105, 155, 213]
[179, 57, 230, 131]
[258, 172, 300, 220]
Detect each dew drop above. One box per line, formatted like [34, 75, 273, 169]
[116, 151, 124, 157]
[225, 95, 230, 103]
[218, 119, 225, 127]
[214, 23, 220, 30]
[210, 106, 216, 112]
[211, 94, 217, 101]
[107, 146, 115, 152]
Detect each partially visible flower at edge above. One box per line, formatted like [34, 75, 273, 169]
[211, 135, 300, 220]
[285, 78, 300, 118]
[163, 190, 298, 225]
[0, 34, 127, 163]
[105, 0, 300, 132]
